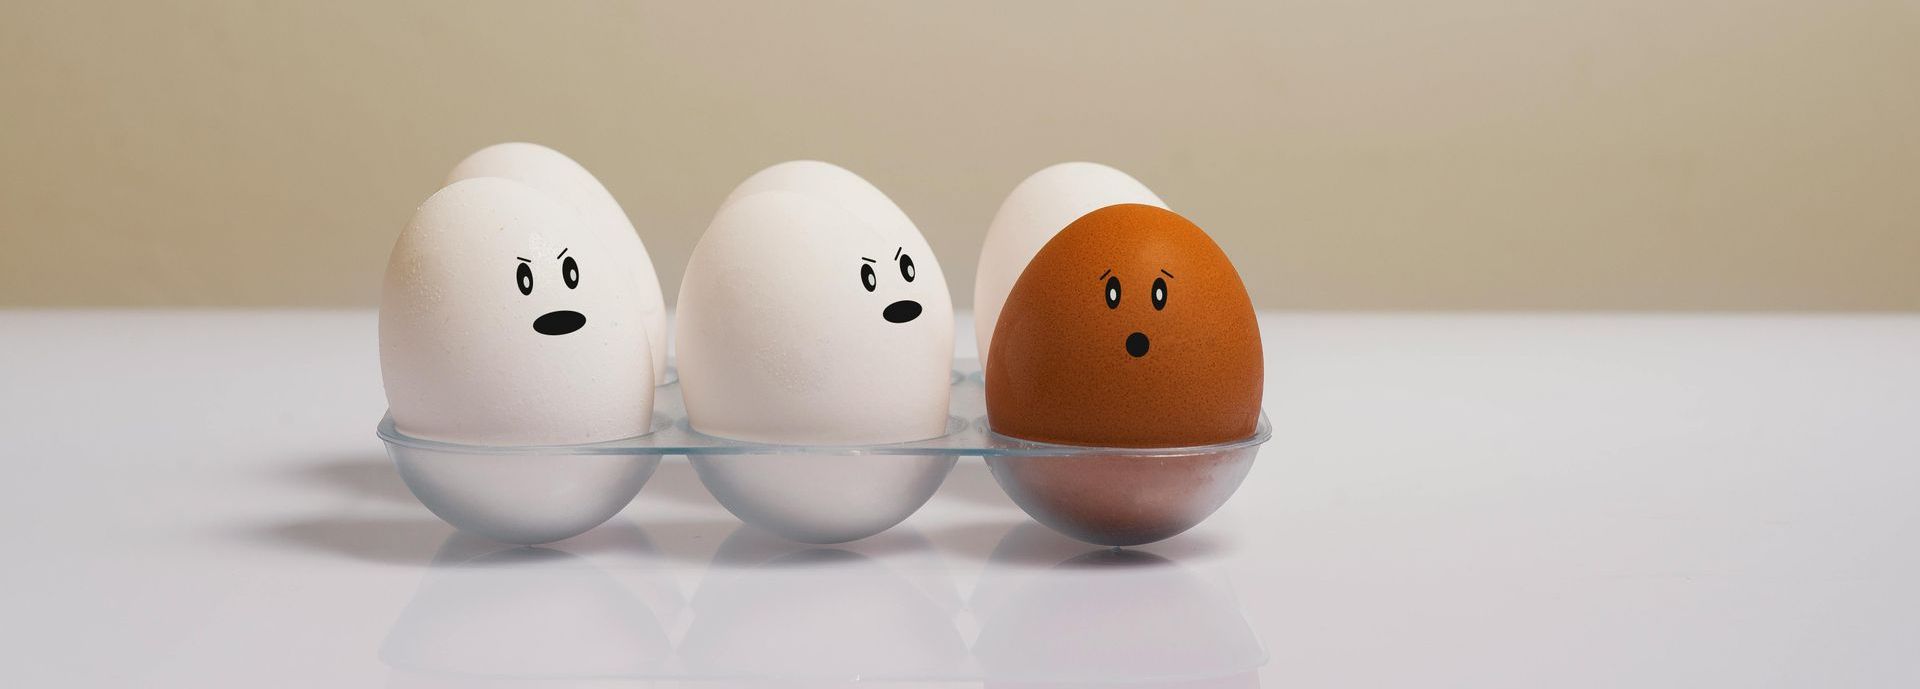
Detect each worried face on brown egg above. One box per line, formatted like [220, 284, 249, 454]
[517, 247, 587, 336]
[859, 246, 923, 324]
[1099, 266, 1175, 358]
[985, 204, 1263, 448]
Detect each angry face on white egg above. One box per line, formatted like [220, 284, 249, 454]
[446, 142, 669, 385]
[862, 246, 927, 323]
[517, 248, 588, 334]
[724, 160, 953, 328]
[675, 189, 952, 445]
[380, 177, 655, 446]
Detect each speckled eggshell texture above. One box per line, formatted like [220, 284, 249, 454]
[446, 142, 669, 385]
[985, 203, 1261, 447]
[380, 177, 656, 445]
[675, 190, 953, 445]
[973, 162, 1166, 369]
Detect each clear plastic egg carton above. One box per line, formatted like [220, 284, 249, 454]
[378, 360, 1271, 546]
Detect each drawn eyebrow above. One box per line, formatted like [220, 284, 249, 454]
[860, 257, 877, 263]
[893, 246, 903, 260]
[556, 248, 569, 260]
[516, 257, 531, 263]
[1159, 269, 1175, 279]
[1097, 269, 1111, 281]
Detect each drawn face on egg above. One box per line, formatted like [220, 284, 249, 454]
[446, 142, 673, 385]
[380, 177, 655, 446]
[860, 247, 925, 324]
[723, 160, 950, 329]
[985, 203, 1263, 447]
[675, 190, 954, 446]
[517, 248, 588, 335]
[1097, 266, 1175, 358]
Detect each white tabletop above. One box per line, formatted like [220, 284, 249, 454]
[3, 310, 1916, 687]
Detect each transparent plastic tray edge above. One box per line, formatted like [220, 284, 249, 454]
[375, 362, 1273, 458]
[375, 411, 1273, 457]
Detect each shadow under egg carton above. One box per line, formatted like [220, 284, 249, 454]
[377, 361, 1271, 547]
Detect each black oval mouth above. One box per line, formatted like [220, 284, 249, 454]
[883, 300, 922, 324]
[1125, 331, 1150, 357]
[533, 310, 586, 336]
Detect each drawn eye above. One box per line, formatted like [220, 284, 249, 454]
[562, 256, 579, 289]
[1104, 276, 1121, 309]
[899, 254, 916, 282]
[1152, 277, 1167, 310]
[860, 263, 877, 292]
[517, 263, 534, 295]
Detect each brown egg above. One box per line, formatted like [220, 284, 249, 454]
[986, 203, 1263, 447]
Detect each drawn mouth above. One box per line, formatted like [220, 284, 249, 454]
[1125, 331, 1150, 357]
[533, 310, 586, 336]
[883, 300, 922, 324]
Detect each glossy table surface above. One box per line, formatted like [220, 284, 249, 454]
[3, 310, 1916, 687]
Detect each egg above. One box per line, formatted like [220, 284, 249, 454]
[985, 203, 1261, 446]
[676, 187, 955, 543]
[723, 161, 918, 240]
[972, 162, 1166, 368]
[678, 189, 952, 444]
[380, 177, 656, 445]
[981, 203, 1262, 545]
[722, 160, 954, 329]
[446, 142, 669, 385]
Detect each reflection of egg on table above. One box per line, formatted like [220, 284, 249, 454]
[973, 546, 1264, 685]
[678, 527, 969, 679]
[380, 177, 656, 445]
[446, 142, 669, 385]
[973, 162, 1165, 369]
[380, 537, 672, 680]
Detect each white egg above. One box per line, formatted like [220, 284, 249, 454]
[678, 188, 951, 444]
[721, 160, 954, 339]
[971, 162, 1166, 366]
[380, 177, 656, 445]
[446, 142, 669, 385]
[724, 161, 916, 238]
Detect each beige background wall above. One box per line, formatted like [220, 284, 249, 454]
[2, 1, 1915, 309]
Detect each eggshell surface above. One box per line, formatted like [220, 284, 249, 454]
[381, 177, 656, 445]
[723, 161, 917, 241]
[973, 162, 1166, 368]
[676, 189, 952, 445]
[985, 203, 1260, 447]
[447, 142, 669, 385]
[722, 160, 953, 329]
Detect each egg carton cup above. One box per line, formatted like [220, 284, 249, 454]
[377, 361, 1271, 546]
